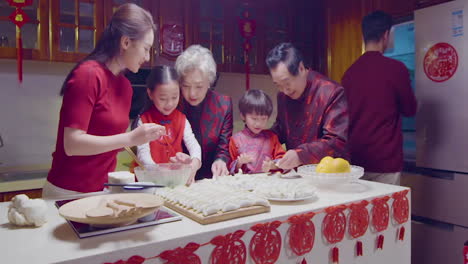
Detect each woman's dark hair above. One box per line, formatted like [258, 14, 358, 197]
[239, 89, 273, 117]
[60, 3, 156, 95]
[362, 10, 393, 44]
[146, 65, 178, 91]
[265, 42, 304, 76]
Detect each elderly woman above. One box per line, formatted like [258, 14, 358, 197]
[175, 45, 233, 179]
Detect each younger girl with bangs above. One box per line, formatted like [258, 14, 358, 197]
[136, 66, 201, 184]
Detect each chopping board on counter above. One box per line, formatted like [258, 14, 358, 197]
[162, 199, 270, 225]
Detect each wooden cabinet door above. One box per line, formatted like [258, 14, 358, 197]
[50, 0, 104, 62]
[193, 0, 230, 73]
[0, 0, 49, 60]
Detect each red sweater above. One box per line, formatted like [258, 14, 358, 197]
[48, 60, 132, 192]
[342, 51, 417, 172]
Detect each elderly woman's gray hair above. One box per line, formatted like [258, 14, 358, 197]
[175, 45, 217, 85]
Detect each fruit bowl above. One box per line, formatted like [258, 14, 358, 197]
[297, 164, 364, 187]
[134, 163, 191, 188]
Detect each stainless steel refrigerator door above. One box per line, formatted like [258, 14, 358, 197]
[415, 0, 468, 173]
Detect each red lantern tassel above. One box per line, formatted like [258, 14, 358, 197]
[301, 258, 307, 264]
[356, 241, 363, 256]
[332, 247, 339, 263]
[377, 235, 384, 250]
[16, 26, 23, 83]
[399, 226, 405, 241]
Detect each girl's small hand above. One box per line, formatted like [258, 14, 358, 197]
[262, 157, 277, 173]
[170, 152, 192, 164]
[237, 153, 254, 165]
[185, 158, 201, 186]
[131, 123, 166, 146]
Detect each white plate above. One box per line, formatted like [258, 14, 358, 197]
[267, 194, 317, 202]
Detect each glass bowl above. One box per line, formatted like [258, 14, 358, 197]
[297, 164, 364, 187]
[134, 163, 191, 188]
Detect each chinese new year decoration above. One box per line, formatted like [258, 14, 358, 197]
[371, 196, 390, 250]
[323, 205, 347, 263]
[249, 221, 282, 264]
[238, 9, 256, 90]
[102, 192, 410, 264]
[7, 0, 33, 83]
[287, 212, 316, 256]
[392, 190, 410, 241]
[348, 200, 369, 256]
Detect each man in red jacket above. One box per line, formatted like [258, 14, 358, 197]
[266, 43, 349, 170]
[342, 11, 417, 185]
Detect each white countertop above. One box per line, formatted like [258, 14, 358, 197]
[0, 180, 410, 264]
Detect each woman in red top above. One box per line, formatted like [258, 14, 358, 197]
[44, 4, 165, 198]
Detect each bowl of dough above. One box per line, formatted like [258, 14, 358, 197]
[134, 163, 192, 188]
[297, 156, 364, 187]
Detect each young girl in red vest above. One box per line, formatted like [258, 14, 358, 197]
[136, 66, 201, 184]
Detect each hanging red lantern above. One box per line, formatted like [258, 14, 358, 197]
[7, 0, 34, 83]
[237, 10, 256, 90]
[7, 0, 33, 8]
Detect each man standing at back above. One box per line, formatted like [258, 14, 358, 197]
[342, 11, 417, 185]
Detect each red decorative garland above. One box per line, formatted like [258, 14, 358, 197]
[371, 196, 390, 232]
[323, 205, 347, 244]
[372, 196, 390, 250]
[349, 200, 369, 238]
[287, 212, 316, 256]
[392, 190, 409, 241]
[210, 230, 247, 264]
[159, 242, 202, 264]
[392, 190, 409, 224]
[101, 193, 409, 264]
[249, 221, 282, 264]
[323, 205, 347, 263]
[349, 200, 369, 257]
[356, 241, 363, 256]
[104, 255, 145, 264]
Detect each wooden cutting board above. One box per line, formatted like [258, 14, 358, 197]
[162, 199, 270, 225]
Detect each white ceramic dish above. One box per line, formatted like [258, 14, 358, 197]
[297, 164, 364, 186]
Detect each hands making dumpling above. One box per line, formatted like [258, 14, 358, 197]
[169, 152, 201, 185]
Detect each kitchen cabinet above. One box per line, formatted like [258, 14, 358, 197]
[0, 0, 49, 60]
[193, 0, 293, 74]
[0, 189, 42, 202]
[50, 0, 105, 62]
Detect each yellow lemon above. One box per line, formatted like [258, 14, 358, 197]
[316, 156, 351, 173]
[331, 158, 351, 173]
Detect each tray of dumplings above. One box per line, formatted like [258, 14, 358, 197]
[214, 174, 318, 202]
[156, 182, 270, 225]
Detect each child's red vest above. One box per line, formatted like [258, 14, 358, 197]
[139, 106, 186, 163]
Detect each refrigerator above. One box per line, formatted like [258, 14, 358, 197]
[403, 1, 468, 263]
